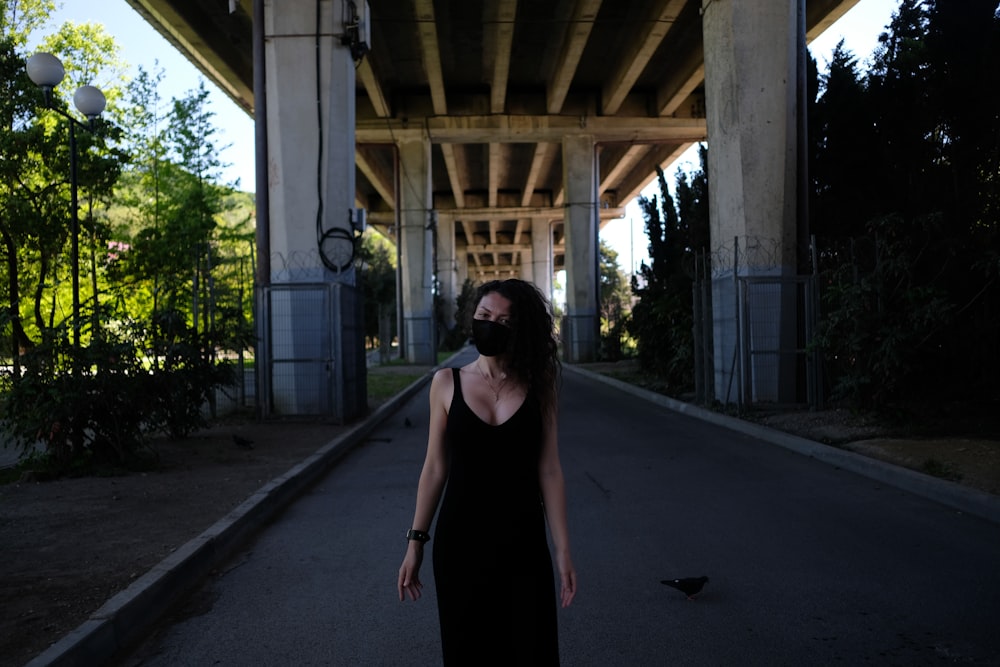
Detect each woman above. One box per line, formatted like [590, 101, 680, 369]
[397, 279, 576, 664]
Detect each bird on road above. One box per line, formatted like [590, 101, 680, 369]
[661, 576, 709, 600]
[232, 434, 254, 449]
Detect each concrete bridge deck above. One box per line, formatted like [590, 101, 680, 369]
[31, 349, 1000, 666]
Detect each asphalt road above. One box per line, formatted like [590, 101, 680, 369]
[119, 360, 1000, 666]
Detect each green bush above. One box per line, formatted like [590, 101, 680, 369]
[814, 214, 953, 409]
[0, 312, 235, 475]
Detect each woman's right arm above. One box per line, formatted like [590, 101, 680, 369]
[397, 368, 453, 602]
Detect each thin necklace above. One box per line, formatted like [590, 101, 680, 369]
[476, 360, 507, 403]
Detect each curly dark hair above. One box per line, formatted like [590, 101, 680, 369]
[466, 279, 561, 416]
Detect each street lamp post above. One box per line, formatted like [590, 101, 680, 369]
[26, 52, 106, 351]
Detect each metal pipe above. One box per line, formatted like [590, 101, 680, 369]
[253, 0, 271, 418]
[796, 0, 810, 272]
[253, 0, 270, 286]
[69, 121, 80, 351]
[394, 144, 404, 360]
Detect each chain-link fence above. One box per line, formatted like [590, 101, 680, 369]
[693, 235, 821, 412]
[256, 281, 366, 421]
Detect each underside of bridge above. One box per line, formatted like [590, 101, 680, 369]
[124, 0, 857, 281]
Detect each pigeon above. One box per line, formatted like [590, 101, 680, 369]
[660, 576, 709, 600]
[232, 434, 254, 449]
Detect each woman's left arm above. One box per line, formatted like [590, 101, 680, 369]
[538, 408, 577, 608]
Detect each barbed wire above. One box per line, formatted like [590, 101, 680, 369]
[268, 250, 327, 282]
[702, 235, 789, 279]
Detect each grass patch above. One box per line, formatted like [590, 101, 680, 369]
[0, 466, 22, 484]
[367, 373, 424, 402]
[921, 458, 963, 482]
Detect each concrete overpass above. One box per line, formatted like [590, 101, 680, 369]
[123, 0, 860, 416]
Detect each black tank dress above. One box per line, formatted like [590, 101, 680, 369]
[432, 368, 559, 665]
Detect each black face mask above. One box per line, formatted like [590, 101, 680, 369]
[471, 319, 511, 357]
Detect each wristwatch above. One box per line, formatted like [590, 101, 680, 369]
[406, 529, 431, 544]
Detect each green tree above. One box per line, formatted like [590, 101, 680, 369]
[0, 12, 124, 354]
[0, 8, 249, 471]
[0, 0, 54, 49]
[357, 228, 397, 357]
[0, 36, 43, 359]
[627, 148, 709, 394]
[810, 40, 878, 241]
[41, 21, 128, 341]
[166, 80, 229, 335]
[598, 238, 630, 360]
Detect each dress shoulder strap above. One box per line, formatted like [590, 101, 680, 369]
[451, 367, 462, 399]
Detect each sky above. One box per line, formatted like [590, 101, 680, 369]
[36, 0, 899, 271]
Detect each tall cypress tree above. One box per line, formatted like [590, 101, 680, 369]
[627, 147, 709, 394]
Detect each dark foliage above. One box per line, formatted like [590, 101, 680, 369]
[0, 311, 235, 475]
[627, 149, 709, 394]
[439, 278, 477, 351]
[597, 239, 630, 361]
[810, 0, 1000, 409]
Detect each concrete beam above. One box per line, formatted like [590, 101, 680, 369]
[461, 243, 537, 253]
[126, 0, 253, 114]
[656, 48, 705, 117]
[521, 142, 558, 207]
[357, 57, 390, 118]
[488, 142, 501, 208]
[487, 0, 518, 114]
[358, 115, 706, 144]
[355, 147, 394, 209]
[367, 206, 625, 224]
[512, 218, 527, 245]
[806, 0, 863, 42]
[547, 0, 603, 113]
[459, 220, 476, 246]
[599, 144, 648, 194]
[615, 143, 694, 204]
[415, 0, 448, 115]
[602, 0, 687, 115]
[439, 144, 467, 209]
[470, 264, 523, 275]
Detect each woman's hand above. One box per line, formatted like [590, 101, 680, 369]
[556, 550, 577, 608]
[397, 544, 425, 602]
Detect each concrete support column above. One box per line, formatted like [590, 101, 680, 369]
[519, 246, 534, 282]
[530, 218, 553, 304]
[562, 135, 599, 363]
[397, 136, 436, 364]
[702, 0, 800, 405]
[265, 0, 355, 284]
[455, 245, 469, 293]
[260, 0, 360, 416]
[436, 215, 458, 333]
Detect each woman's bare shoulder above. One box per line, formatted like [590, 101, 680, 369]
[430, 367, 456, 396]
[432, 366, 456, 383]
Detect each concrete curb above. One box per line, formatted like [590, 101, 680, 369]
[26, 368, 438, 667]
[564, 364, 1000, 526]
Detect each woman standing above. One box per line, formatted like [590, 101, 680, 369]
[397, 279, 576, 664]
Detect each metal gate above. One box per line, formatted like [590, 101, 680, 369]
[692, 237, 823, 412]
[736, 274, 821, 411]
[256, 282, 366, 421]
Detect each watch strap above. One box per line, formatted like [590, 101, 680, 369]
[406, 528, 431, 543]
